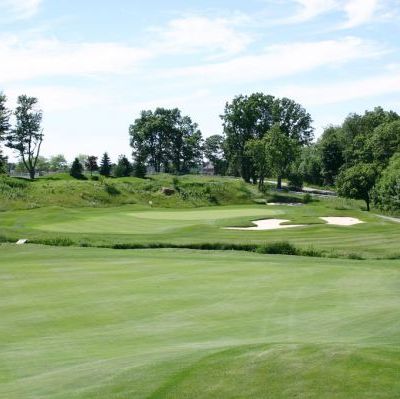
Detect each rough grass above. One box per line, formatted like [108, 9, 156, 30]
[0, 174, 257, 211]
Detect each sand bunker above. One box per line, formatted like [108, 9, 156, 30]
[320, 217, 364, 226]
[267, 202, 303, 206]
[224, 219, 304, 231]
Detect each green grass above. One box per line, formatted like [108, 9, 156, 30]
[0, 244, 399, 398]
[0, 174, 257, 210]
[1, 200, 399, 258]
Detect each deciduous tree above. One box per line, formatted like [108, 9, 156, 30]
[5, 95, 43, 180]
[337, 163, 377, 211]
[114, 155, 133, 177]
[85, 156, 98, 176]
[203, 134, 227, 175]
[265, 124, 299, 189]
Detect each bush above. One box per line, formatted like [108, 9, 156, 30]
[303, 193, 312, 204]
[287, 171, 304, 190]
[70, 158, 85, 179]
[258, 241, 298, 255]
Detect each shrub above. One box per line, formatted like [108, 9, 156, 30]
[70, 158, 85, 179]
[258, 241, 298, 255]
[287, 171, 304, 190]
[303, 193, 312, 204]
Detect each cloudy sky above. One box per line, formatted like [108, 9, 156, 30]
[1, 0, 399, 161]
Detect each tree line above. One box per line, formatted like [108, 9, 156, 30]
[1, 91, 399, 212]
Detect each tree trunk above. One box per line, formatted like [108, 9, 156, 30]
[277, 176, 282, 190]
[29, 168, 35, 180]
[258, 177, 264, 191]
[366, 197, 370, 211]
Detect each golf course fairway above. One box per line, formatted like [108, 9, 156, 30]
[1, 244, 399, 398]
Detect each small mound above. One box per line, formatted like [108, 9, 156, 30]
[320, 217, 364, 226]
[224, 218, 304, 231]
[150, 344, 400, 399]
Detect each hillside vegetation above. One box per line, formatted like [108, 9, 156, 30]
[0, 174, 257, 211]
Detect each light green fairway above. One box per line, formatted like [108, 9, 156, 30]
[0, 244, 399, 398]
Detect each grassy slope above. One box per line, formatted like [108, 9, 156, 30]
[1, 201, 399, 258]
[1, 245, 399, 398]
[0, 174, 257, 210]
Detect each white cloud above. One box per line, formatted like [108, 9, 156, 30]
[280, 0, 339, 23]
[277, 72, 400, 105]
[151, 15, 252, 57]
[165, 37, 384, 84]
[0, 0, 42, 19]
[0, 36, 152, 83]
[340, 0, 379, 28]
[5, 86, 111, 111]
[276, 0, 383, 28]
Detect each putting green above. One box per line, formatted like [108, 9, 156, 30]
[1, 203, 399, 258]
[36, 207, 281, 234]
[1, 244, 399, 398]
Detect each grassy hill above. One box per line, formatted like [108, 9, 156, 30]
[0, 174, 258, 211]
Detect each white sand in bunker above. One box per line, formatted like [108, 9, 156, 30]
[320, 217, 364, 226]
[224, 219, 304, 231]
[266, 202, 303, 206]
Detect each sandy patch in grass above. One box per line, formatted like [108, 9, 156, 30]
[320, 217, 364, 226]
[224, 219, 304, 231]
[267, 202, 304, 206]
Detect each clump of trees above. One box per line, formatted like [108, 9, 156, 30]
[129, 108, 203, 174]
[221, 93, 313, 187]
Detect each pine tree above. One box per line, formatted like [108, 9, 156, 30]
[70, 158, 84, 179]
[99, 152, 112, 177]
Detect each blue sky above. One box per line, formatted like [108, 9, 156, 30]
[1, 0, 399, 161]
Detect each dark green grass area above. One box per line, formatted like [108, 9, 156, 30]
[1, 200, 399, 258]
[0, 245, 399, 398]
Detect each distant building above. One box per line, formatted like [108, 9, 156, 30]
[202, 161, 215, 175]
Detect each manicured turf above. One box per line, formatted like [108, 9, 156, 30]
[0, 244, 399, 398]
[1, 201, 399, 258]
